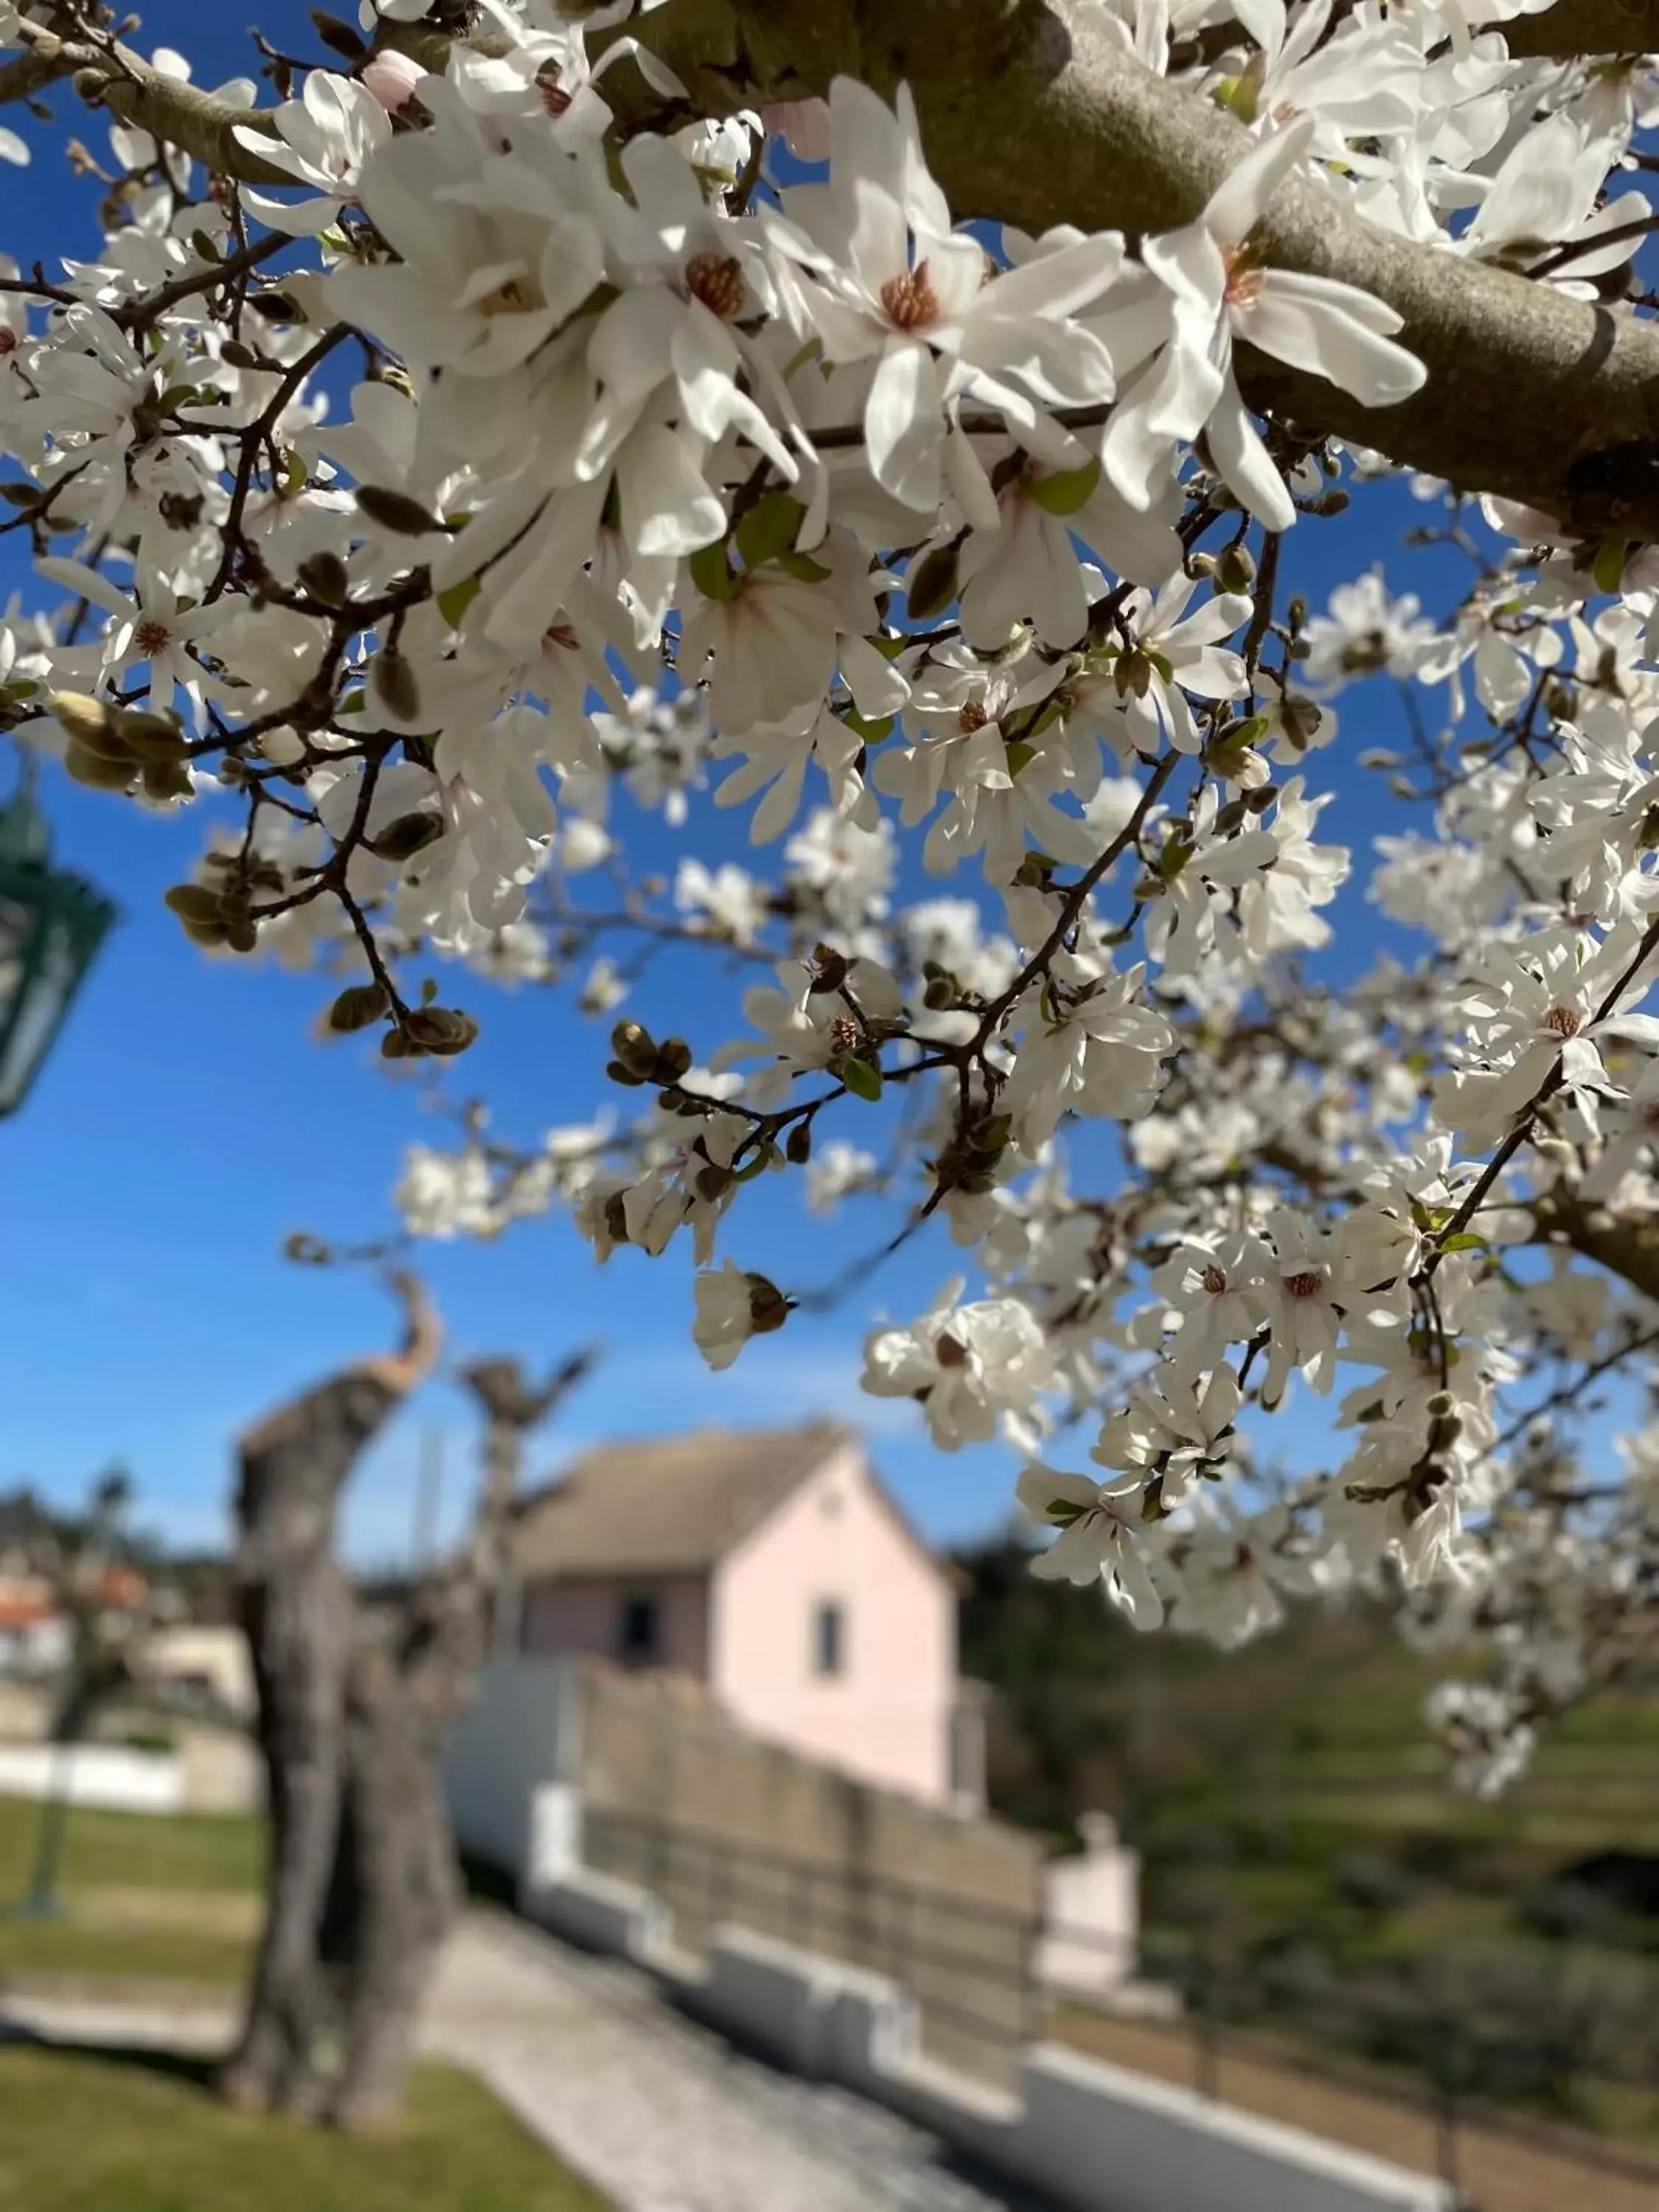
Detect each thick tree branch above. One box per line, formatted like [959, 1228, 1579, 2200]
[1532, 1185, 1659, 1304]
[459, 1346, 597, 1605]
[618, 0, 1659, 534]
[12, 22, 291, 184]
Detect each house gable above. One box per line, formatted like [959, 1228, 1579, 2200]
[709, 1437, 957, 1802]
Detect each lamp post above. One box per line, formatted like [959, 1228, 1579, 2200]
[1, 776, 115, 1915]
[0, 767, 116, 1116]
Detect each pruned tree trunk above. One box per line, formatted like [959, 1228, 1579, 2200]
[321, 1658, 462, 2130]
[322, 1349, 594, 2130]
[221, 1274, 442, 2116]
[222, 1276, 589, 2130]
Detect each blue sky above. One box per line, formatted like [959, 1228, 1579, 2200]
[0, 4, 1480, 1566]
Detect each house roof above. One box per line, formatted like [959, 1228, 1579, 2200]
[511, 1419, 856, 1582]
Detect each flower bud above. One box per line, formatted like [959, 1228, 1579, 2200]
[1214, 543, 1256, 594]
[297, 550, 350, 608]
[369, 810, 443, 862]
[53, 692, 133, 763]
[115, 711, 190, 762]
[141, 757, 193, 804]
[906, 540, 961, 622]
[165, 883, 225, 928]
[63, 743, 135, 791]
[746, 1273, 790, 1335]
[1279, 695, 1322, 750]
[329, 981, 389, 1033]
[371, 649, 421, 723]
[403, 1006, 480, 1057]
[356, 484, 439, 536]
[611, 1020, 657, 1077]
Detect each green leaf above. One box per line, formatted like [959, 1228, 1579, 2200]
[159, 383, 212, 414]
[839, 1055, 884, 1102]
[1157, 833, 1192, 880]
[689, 540, 740, 602]
[1029, 458, 1102, 516]
[437, 574, 481, 627]
[843, 709, 895, 745]
[1213, 73, 1259, 124]
[734, 1147, 773, 1184]
[1005, 740, 1036, 776]
[1439, 1231, 1488, 1254]
[781, 336, 825, 381]
[775, 549, 832, 582]
[1593, 535, 1632, 595]
[734, 490, 804, 571]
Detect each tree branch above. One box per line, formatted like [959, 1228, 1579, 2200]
[13, 22, 291, 184]
[617, 0, 1659, 534]
[1531, 1184, 1659, 1305]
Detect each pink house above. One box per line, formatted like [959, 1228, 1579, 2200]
[507, 1420, 983, 1809]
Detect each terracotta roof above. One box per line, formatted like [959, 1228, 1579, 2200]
[0, 1593, 55, 1629]
[511, 1419, 852, 1581]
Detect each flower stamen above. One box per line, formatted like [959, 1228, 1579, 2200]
[880, 260, 940, 333]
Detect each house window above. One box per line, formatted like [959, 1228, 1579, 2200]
[813, 1599, 845, 1677]
[617, 1592, 661, 1664]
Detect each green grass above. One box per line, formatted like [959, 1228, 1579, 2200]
[0, 1916, 253, 1985]
[0, 1796, 264, 1901]
[0, 1796, 261, 1988]
[0, 2045, 613, 2211]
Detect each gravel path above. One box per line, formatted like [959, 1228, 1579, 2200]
[1, 1908, 1054, 2212]
[428, 1908, 1056, 2212]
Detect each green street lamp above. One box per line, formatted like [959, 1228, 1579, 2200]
[0, 771, 115, 1117]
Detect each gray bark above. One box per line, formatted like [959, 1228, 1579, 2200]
[12, 1, 1659, 526]
[321, 1349, 595, 2129]
[221, 1302, 590, 2130]
[221, 1276, 440, 2116]
[222, 1371, 396, 2112]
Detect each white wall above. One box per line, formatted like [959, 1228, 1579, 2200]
[443, 1657, 577, 1880]
[1015, 2044, 1441, 2212]
[695, 1931, 1441, 2212]
[0, 1743, 181, 1815]
[138, 1625, 256, 1718]
[1040, 1825, 1141, 1997]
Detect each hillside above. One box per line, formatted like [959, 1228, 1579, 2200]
[956, 1533, 1659, 2140]
[956, 1532, 1659, 1868]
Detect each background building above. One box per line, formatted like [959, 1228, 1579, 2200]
[506, 1419, 983, 1809]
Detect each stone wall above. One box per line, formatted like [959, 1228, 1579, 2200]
[574, 1659, 1044, 2085]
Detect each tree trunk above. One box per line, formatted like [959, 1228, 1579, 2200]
[224, 1554, 353, 2113]
[221, 1278, 440, 2115]
[220, 1290, 585, 2130]
[321, 1350, 594, 2127]
[321, 1659, 462, 2132]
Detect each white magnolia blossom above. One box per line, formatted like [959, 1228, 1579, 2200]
[3, 0, 1658, 1791]
[1105, 116, 1427, 531]
[863, 1281, 1058, 1447]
